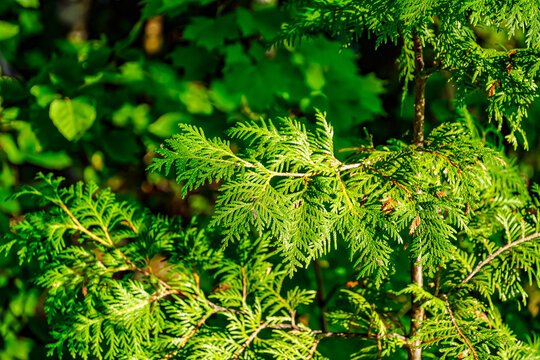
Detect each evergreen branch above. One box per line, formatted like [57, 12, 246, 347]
[268, 170, 317, 178]
[241, 267, 247, 303]
[58, 191, 173, 292]
[267, 162, 362, 178]
[307, 338, 320, 360]
[59, 202, 113, 247]
[160, 310, 217, 360]
[63, 198, 170, 293]
[115, 288, 179, 317]
[363, 164, 413, 195]
[442, 295, 478, 360]
[338, 146, 375, 153]
[336, 171, 360, 216]
[61, 197, 170, 292]
[268, 323, 408, 342]
[414, 148, 463, 174]
[410, 30, 426, 360]
[206, 300, 243, 315]
[121, 220, 138, 234]
[116, 250, 172, 291]
[56, 186, 175, 292]
[232, 321, 269, 360]
[461, 232, 540, 285]
[180, 311, 216, 347]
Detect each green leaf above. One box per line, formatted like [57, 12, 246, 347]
[0, 21, 20, 41]
[30, 85, 60, 108]
[210, 81, 242, 112]
[184, 15, 239, 51]
[236, 8, 283, 39]
[25, 152, 72, 169]
[179, 82, 213, 115]
[49, 97, 97, 141]
[1, 107, 20, 121]
[18, 10, 43, 34]
[112, 103, 150, 133]
[0, 134, 24, 164]
[305, 63, 325, 91]
[148, 112, 188, 137]
[16, 0, 39, 8]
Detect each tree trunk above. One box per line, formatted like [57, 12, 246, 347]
[408, 32, 426, 360]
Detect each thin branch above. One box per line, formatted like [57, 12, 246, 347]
[412, 34, 426, 148]
[257, 158, 413, 198]
[178, 153, 255, 169]
[316, 330, 407, 342]
[338, 146, 375, 153]
[461, 232, 540, 285]
[336, 171, 361, 217]
[206, 300, 243, 315]
[268, 170, 318, 178]
[414, 148, 462, 174]
[421, 336, 446, 345]
[121, 220, 138, 234]
[409, 31, 426, 360]
[377, 335, 383, 359]
[307, 339, 320, 360]
[363, 164, 413, 195]
[268, 323, 408, 342]
[58, 198, 174, 291]
[59, 202, 113, 247]
[443, 295, 478, 360]
[115, 288, 180, 317]
[161, 310, 217, 360]
[115, 249, 172, 290]
[241, 266, 247, 303]
[232, 322, 269, 360]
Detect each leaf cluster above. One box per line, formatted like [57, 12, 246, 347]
[2, 174, 326, 359]
[151, 111, 504, 283]
[283, 0, 540, 147]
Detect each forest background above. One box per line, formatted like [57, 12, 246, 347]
[0, 0, 540, 359]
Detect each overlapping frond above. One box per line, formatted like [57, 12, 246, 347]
[151, 113, 504, 283]
[2, 175, 330, 360]
[282, 0, 540, 147]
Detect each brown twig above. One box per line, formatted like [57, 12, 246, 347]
[338, 146, 375, 153]
[408, 31, 426, 360]
[160, 311, 217, 360]
[232, 322, 269, 360]
[116, 289, 180, 317]
[414, 148, 463, 174]
[363, 164, 413, 195]
[268, 323, 408, 342]
[307, 339, 320, 359]
[461, 232, 540, 285]
[443, 295, 478, 360]
[59, 202, 113, 247]
[241, 267, 247, 303]
[412, 34, 426, 148]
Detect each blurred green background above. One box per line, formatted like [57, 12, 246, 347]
[0, 0, 539, 359]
